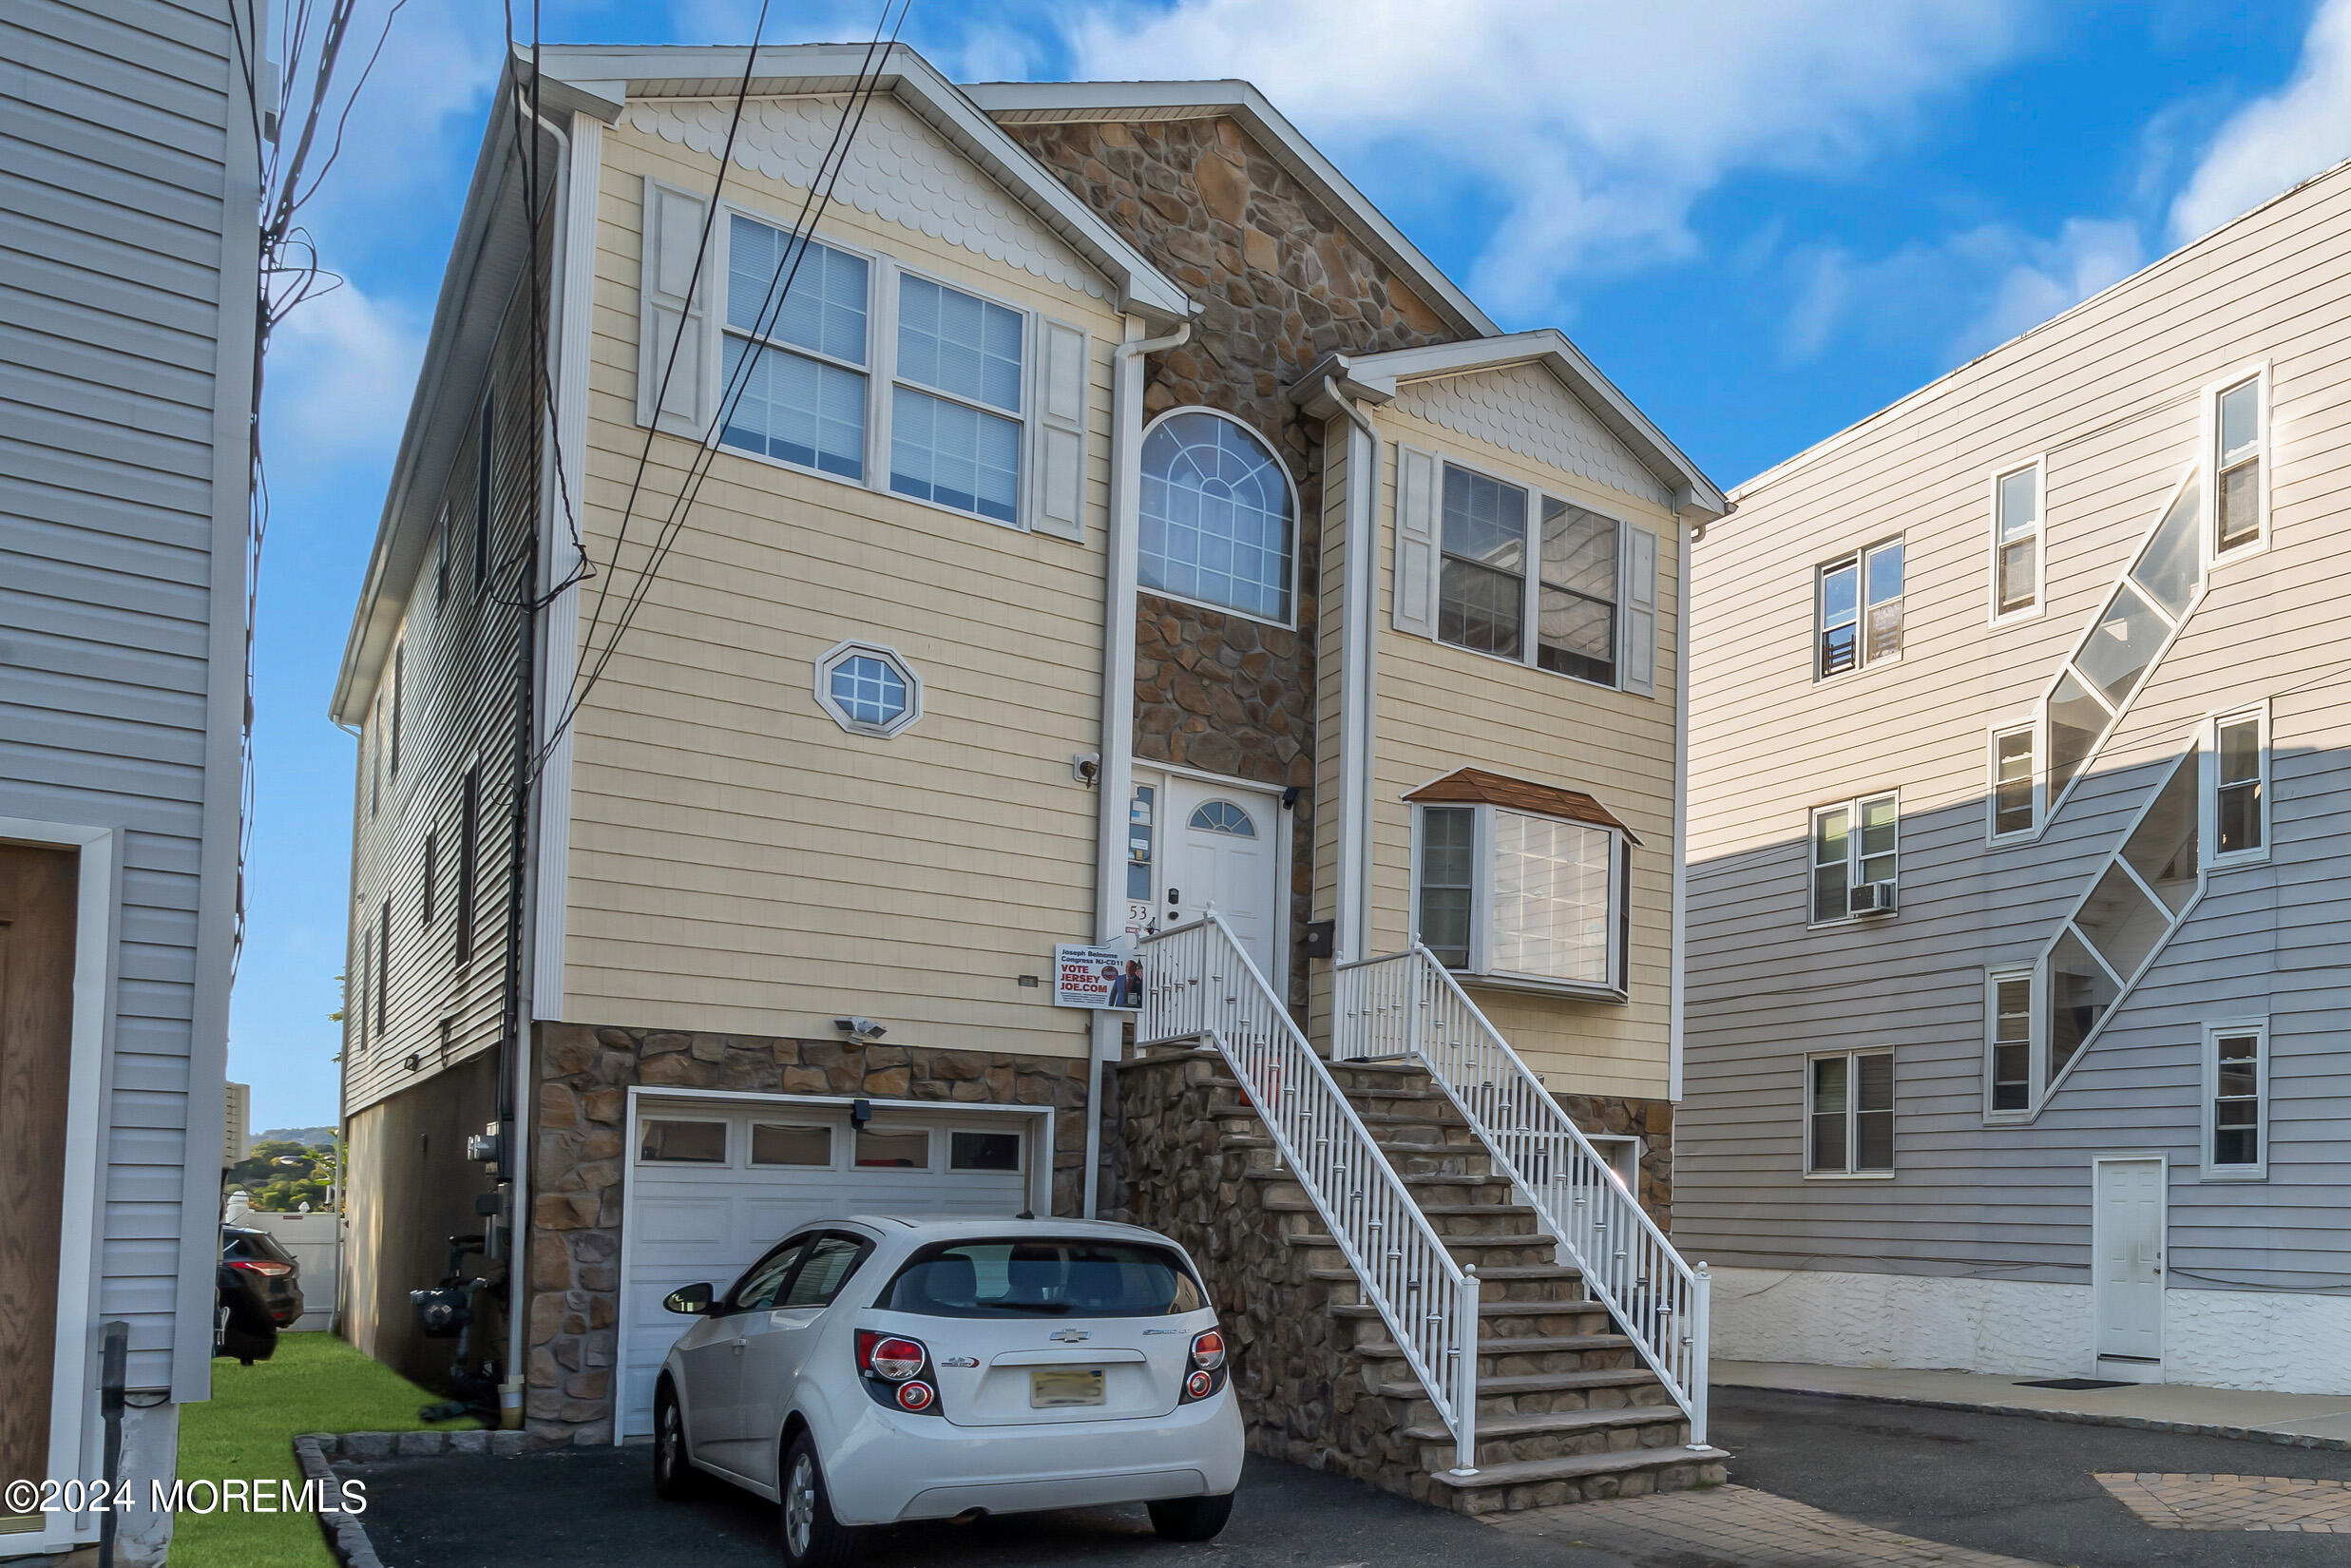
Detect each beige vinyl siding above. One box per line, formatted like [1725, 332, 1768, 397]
[1682, 157, 2351, 1290]
[1311, 390, 1683, 1099]
[552, 122, 1122, 1054]
[341, 258, 544, 1117]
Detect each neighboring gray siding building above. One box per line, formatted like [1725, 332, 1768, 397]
[1680, 156, 2351, 1394]
[1, 2, 258, 1559]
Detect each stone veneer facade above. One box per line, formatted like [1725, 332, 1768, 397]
[1006, 115, 1459, 1008]
[522, 1022, 1090, 1445]
[1561, 1094, 1675, 1229]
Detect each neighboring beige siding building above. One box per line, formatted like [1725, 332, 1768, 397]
[1680, 157, 2351, 1393]
[332, 41, 1721, 1450]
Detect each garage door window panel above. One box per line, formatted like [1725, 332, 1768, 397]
[750, 1123, 833, 1168]
[949, 1130, 1023, 1173]
[640, 1119, 728, 1164]
[855, 1127, 931, 1169]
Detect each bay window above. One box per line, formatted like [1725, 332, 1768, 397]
[1411, 797, 1631, 996]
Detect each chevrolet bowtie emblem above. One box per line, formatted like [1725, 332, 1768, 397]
[1049, 1328, 1092, 1343]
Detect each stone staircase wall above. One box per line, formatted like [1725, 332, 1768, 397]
[1110, 1050, 1435, 1495]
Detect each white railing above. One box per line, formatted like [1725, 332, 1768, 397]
[1334, 946, 1712, 1448]
[1139, 914, 1482, 1473]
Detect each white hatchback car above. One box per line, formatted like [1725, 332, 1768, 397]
[651, 1215, 1245, 1566]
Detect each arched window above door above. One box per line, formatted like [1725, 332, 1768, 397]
[1187, 799, 1257, 836]
[1138, 410, 1296, 623]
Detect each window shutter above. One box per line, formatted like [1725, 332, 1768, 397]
[1623, 524, 1659, 697]
[639, 177, 713, 433]
[1030, 316, 1089, 540]
[1393, 445, 1438, 636]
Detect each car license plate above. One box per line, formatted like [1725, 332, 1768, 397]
[1029, 1368, 1105, 1408]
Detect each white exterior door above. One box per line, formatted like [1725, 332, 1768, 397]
[618, 1100, 1033, 1438]
[1164, 778, 1279, 982]
[2093, 1157, 2165, 1367]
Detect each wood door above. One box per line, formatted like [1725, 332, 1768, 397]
[0, 844, 75, 1526]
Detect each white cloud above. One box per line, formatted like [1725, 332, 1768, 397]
[1064, 0, 2031, 317]
[2169, 0, 2351, 242]
[1778, 217, 2141, 365]
[260, 280, 426, 467]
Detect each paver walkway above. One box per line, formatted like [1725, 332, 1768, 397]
[2095, 1473, 2351, 1534]
[1488, 1484, 2058, 1567]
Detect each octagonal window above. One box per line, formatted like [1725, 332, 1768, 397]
[814, 640, 923, 737]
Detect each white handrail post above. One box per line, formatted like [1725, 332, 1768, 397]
[1450, 1263, 1480, 1475]
[1686, 1262, 1711, 1450]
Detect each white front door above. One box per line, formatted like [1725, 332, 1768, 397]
[2093, 1157, 2165, 1369]
[1163, 777, 1279, 982]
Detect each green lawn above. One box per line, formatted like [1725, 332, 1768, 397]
[171, 1332, 475, 1567]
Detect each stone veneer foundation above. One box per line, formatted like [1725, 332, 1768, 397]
[1558, 1093, 1675, 1229]
[522, 1022, 1090, 1446]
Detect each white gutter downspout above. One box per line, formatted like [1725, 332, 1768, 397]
[1327, 378, 1379, 964]
[1669, 499, 1693, 1102]
[1085, 315, 1192, 1218]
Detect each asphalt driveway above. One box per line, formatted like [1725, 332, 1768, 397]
[341, 1388, 2351, 1568]
[1711, 1386, 2351, 1568]
[341, 1443, 1625, 1568]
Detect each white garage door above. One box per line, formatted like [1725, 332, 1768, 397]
[617, 1098, 1037, 1438]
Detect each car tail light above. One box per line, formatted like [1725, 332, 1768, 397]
[228, 1259, 293, 1278]
[855, 1330, 927, 1381]
[896, 1380, 935, 1412]
[1179, 1325, 1228, 1405]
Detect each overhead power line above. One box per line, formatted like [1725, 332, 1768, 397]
[534, 0, 913, 782]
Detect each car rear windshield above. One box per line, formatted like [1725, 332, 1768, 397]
[224, 1230, 296, 1267]
[878, 1238, 1206, 1318]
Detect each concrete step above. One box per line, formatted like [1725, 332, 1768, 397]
[1335, 1301, 1612, 1346]
[1288, 1230, 1563, 1270]
[1424, 1446, 1732, 1514]
[1401, 1402, 1688, 1447]
[1376, 1367, 1670, 1421]
[1353, 1333, 1638, 1379]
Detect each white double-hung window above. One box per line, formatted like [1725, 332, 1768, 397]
[1389, 449, 1661, 697]
[890, 274, 1025, 524]
[1810, 791, 1899, 923]
[644, 186, 1093, 540]
[1990, 459, 2043, 621]
[1816, 538, 1903, 679]
[721, 216, 871, 479]
[2213, 372, 2265, 556]
[2203, 1022, 2268, 1179]
[1411, 794, 1632, 996]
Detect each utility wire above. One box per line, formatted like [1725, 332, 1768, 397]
[574, 2, 779, 671]
[535, 0, 910, 781]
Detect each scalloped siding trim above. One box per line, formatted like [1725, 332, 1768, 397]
[1396, 362, 1672, 507]
[623, 95, 1108, 301]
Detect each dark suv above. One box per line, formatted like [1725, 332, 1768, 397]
[220, 1224, 305, 1327]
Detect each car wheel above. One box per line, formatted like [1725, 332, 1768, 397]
[1147, 1493, 1234, 1542]
[777, 1431, 863, 1568]
[652, 1383, 704, 1501]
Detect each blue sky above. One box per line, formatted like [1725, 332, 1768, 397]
[233, 0, 2351, 1130]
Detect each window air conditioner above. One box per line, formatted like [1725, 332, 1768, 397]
[1848, 881, 1898, 916]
